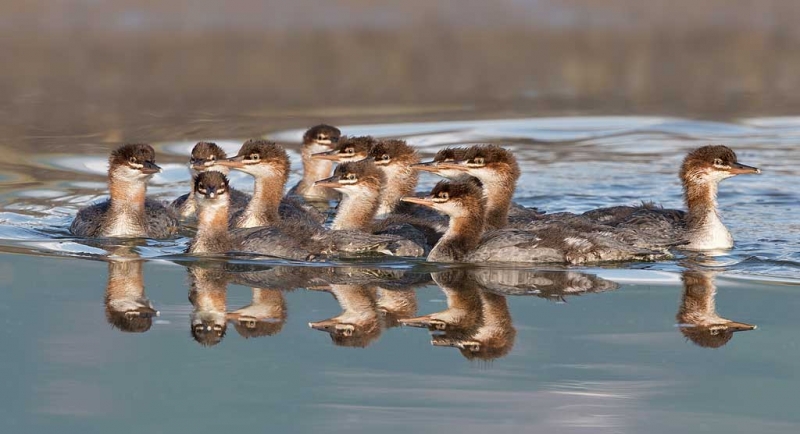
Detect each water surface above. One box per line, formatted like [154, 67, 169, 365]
[0, 116, 798, 433]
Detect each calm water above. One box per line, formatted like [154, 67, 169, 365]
[0, 116, 799, 433]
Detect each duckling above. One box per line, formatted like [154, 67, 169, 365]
[70, 143, 178, 238]
[169, 141, 250, 219]
[289, 124, 342, 202]
[214, 139, 324, 228]
[310, 135, 377, 163]
[403, 180, 671, 264]
[582, 145, 761, 250]
[314, 159, 428, 256]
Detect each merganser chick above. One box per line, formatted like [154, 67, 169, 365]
[309, 283, 383, 348]
[104, 259, 158, 333]
[310, 135, 377, 163]
[677, 269, 756, 348]
[289, 124, 342, 202]
[314, 160, 428, 256]
[188, 266, 229, 347]
[227, 288, 287, 338]
[411, 147, 470, 180]
[188, 172, 330, 260]
[418, 144, 544, 230]
[583, 145, 761, 250]
[70, 143, 178, 238]
[402, 180, 670, 264]
[214, 139, 324, 228]
[169, 141, 250, 219]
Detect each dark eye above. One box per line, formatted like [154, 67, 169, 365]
[381, 154, 390, 161]
[347, 173, 356, 181]
[129, 156, 137, 164]
[216, 188, 226, 195]
[208, 155, 216, 161]
[473, 157, 485, 165]
[439, 192, 449, 200]
[317, 135, 325, 140]
[249, 153, 260, 161]
[345, 148, 354, 154]
[713, 158, 724, 166]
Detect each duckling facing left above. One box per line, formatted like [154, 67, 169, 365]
[70, 143, 178, 238]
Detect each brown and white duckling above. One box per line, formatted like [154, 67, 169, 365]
[314, 159, 428, 256]
[411, 147, 471, 180]
[582, 145, 761, 251]
[289, 124, 342, 202]
[399, 269, 483, 333]
[402, 180, 671, 264]
[169, 141, 250, 219]
[676, 269, 756, 348]
[214, 139, 324, 228]
[310, 135, 377, 163]
[70, 143, 178, 238]
[188, 171, 330, 260]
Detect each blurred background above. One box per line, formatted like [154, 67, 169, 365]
[2, 0, 800, 150]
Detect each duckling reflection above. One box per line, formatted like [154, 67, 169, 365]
[188, 266, 229, 347]
[227, 288, 287, 339]
[433, 290, 516, 361]
[309, 283, 383, 348]
[403, 268, 619, 361]
[104, 258, 158, 333]
[399, 269, 483, 334]
[677, 269, 756, 348]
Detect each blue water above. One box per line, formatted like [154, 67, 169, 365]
[0, 116, 798, 433]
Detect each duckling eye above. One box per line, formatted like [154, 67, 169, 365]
[436, 192, 449, 201]
[208, 155, 216, 161]
[713, 158, 724, 166]
[317, 135, 326, 141]
[346, 173, 357, 181]
[128, 156, 137, 164]
[380, 154, 390, 161]
[473, 157, 485, 165]
[344, 148, 355, 154]
[216, 188, 226, 196]
[249, 153, 260, 161]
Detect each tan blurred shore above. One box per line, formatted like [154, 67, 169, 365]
[1, 0, 799, 151]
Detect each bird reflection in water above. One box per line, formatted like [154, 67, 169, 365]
[677, 269, 756, 348]
[188, 266, 229, 347]
[308, 268, 428, 347]
[104, 258, 158, 333]
[403, 268, 619, 360]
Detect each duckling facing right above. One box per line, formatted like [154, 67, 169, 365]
[403, 179, 671, 264]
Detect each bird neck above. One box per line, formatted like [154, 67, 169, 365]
[683, 177, 731, 249]
[190, 202, 232, 254]
[332, 189, 381, 231]
[480, 173, 517, 230]
[108, 175, 147, 220]
[238, 175, 284, 228]
[298, 145, 335, 199]
[106, 260, 145, 301]
[429, 212, 485, 262]
[678, 272, 719, 325]
[376, 164, 419, 218]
